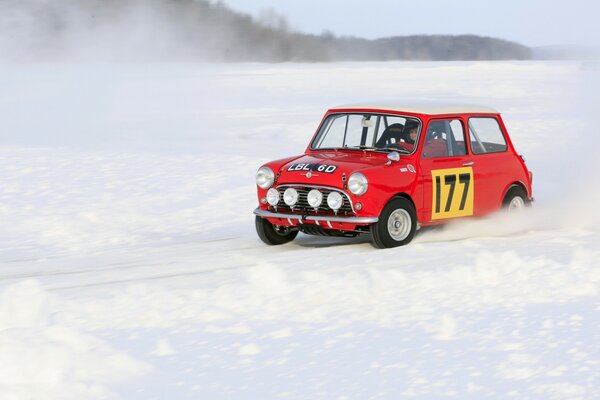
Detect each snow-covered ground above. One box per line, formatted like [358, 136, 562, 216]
[0, 61, 598, 399]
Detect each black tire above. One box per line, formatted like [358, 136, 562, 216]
[255, 216, 298, 245]
[502, 186, 530, 211]
[370, 197, 417, 248]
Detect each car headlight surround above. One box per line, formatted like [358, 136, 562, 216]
[307, 189, 323, 208]
[327, 191, 343, 210]
[283, 188, 299, 206]
[348, 172, 368, 196]
[256, 166, 275, 189]
[266, 188, 280, 206]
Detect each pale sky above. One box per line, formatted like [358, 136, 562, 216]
[222, 0, 599, 48]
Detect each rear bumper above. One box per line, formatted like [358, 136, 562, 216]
[253, 208, 378, 225]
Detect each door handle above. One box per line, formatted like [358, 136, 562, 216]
[462, 161, 475, 166]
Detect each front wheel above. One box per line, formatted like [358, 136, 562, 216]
[502, 186, 531, 211]
[370, 197, 417, 248]
[255, 216, 298, 245]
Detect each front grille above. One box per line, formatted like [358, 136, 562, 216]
[272, 185, 354, 215]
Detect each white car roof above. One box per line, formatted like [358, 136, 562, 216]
[329, 101, 498, 115]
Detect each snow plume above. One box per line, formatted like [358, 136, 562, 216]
[531, 62, 600, 230]
[567, 63, 600, 226]
[0, 0, 237, 62]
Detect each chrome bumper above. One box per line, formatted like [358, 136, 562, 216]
[253, 208, 378, 224]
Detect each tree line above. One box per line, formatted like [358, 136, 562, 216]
[0, 0, 531, 61]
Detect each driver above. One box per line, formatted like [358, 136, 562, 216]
[405, 121, 418, 144]
[396, 121, 419, 151]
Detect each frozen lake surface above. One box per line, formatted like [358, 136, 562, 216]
[0, 61, 598, 399]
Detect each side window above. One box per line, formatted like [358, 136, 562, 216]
[469, 117, 507, 154]
[374, 116, 405, 141]
[422, 119, 466, 158]
[449, 120, 467, 156]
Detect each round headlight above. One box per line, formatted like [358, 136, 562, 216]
[327, 191, 343, 210]
[348, 172, 368, 196]
[307, 189, 323, 208]
[266, 188, 280, 206]
[256, 166, 275, 189]
[283, 188, 299, 206]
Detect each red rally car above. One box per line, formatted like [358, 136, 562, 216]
[254, 102, 533, 248]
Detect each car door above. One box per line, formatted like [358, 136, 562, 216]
[419, 118, 479, 222]
[466, 116, 515, 214]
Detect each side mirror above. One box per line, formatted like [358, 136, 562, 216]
[387, 151, 400, 162]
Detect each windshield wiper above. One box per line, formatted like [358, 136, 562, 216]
[345, 145, 379, 151]
[384, 146, 412, 154]
[342, 145, 412, 155]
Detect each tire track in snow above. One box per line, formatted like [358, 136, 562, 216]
[48, 263, 258, 291]
[0, 234, 245, 264]
[0, 234, 250, 277]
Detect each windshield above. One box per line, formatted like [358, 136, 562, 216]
[311, 113, 422, 154]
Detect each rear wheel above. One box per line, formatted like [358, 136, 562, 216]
[370, 197, 417, 248]
[255, 216, 298, 245]
[502, 186, 530, 211]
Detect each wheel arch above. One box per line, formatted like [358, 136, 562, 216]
[502, 181, 530, 203]
[389, 192, 419, 222]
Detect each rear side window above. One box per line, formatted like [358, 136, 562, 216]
[469, 117, 507, 154]
[422, 119, 467, 159]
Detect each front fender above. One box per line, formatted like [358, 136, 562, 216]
[351, 162, 419, 218]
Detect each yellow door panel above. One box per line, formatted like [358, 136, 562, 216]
[431, 167, 474, 220]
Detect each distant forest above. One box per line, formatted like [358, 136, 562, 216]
[0, 0, 532, 61]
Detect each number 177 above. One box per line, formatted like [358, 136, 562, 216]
[431, 168, 474, 219]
